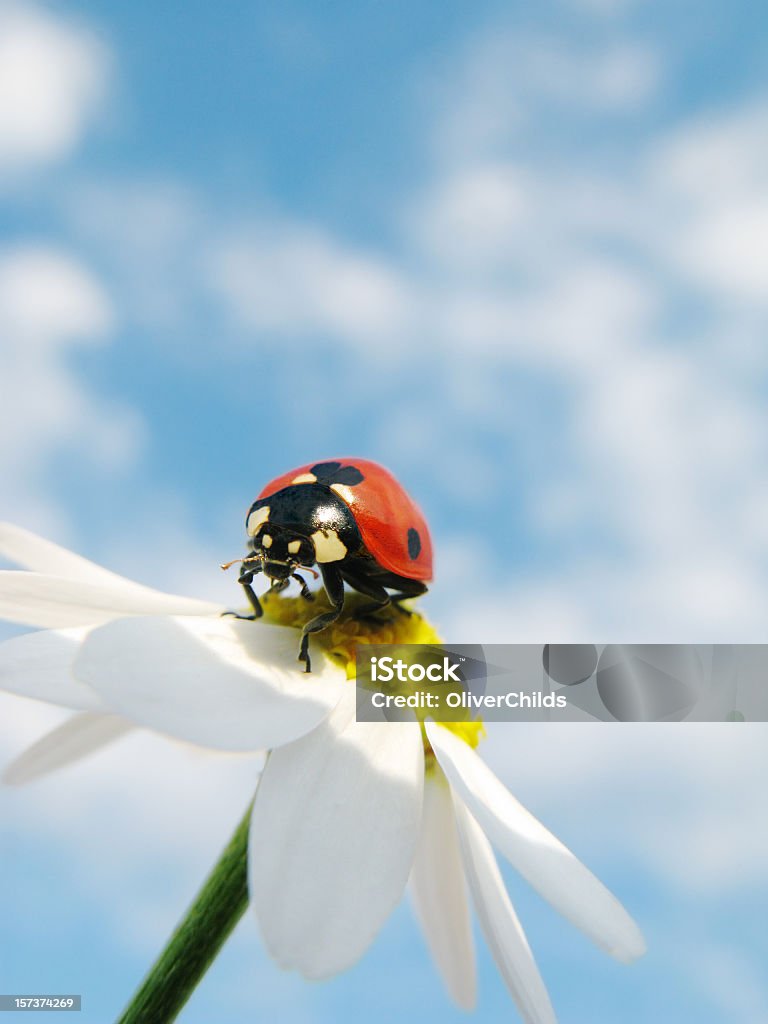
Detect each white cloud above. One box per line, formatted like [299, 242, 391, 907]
[649, 103, 768, 303]
[61, 179, 205, 327]
[0, 1, 109, 171]
[430, 32, 660, 162]
[677, 199, 768, 299]
[0, 244, 111, 341]
[0, 8, 131, 535]
[207, 224, 412, 346]
[682, 942, 768, 1024]
[653, 104, 768, 202]
[0, 245, 142, 530]
[436, 559, 768, 646]
[411, 163, 529, 270]
[523, 41, 659, 109]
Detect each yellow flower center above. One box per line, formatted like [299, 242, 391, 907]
[260, 590, 485, 762]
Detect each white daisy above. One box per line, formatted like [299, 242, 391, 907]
[0, 522, 645, 1023]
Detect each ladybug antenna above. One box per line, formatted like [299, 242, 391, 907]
[220, 554, 261, 572]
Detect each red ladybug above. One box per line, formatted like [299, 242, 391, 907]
[233, 459, 433, 670]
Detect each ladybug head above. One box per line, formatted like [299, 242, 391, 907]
[251, 524, 316, 581]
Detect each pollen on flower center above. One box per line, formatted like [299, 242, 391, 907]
[258, 590, 485, 760]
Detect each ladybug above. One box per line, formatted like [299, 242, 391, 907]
[230, 458, 432, 671]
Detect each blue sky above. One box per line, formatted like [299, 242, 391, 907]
[1, 0, 767, 1022]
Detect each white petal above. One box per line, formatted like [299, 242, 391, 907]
[249, 688, 424, 978]
[0, 571, 222, 628]
[0, 628, 103, 710]
[427, 723, 646, 964]
[409, 770, 476, 1010]
[74, 615, 346, 752]
[0, 522, 224, 616]
[454, 798, 557, 1024]
[2, 712, 132, 785]
[0, 521, 145, 588]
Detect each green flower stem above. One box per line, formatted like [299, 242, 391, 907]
[116, 803, 252, 1024]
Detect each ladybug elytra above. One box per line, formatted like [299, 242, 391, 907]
[230, 459, 433, 671]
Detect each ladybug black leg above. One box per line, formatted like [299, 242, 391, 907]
[371, 572, 428, 610]
[291, 572, 315, 601]
[386, 581, 428, 616]
[341, 563, 428, 619]
[224, 568, 264, 621]
[223, 567, 264, 620]
[298, 564, 345, 673]
[340, 572, 390, 618]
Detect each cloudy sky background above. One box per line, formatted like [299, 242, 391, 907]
[1, 1, 767, 1021]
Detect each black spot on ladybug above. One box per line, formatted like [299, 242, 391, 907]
[311, 462, 365, 487]
[407, 527, 421, 560]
